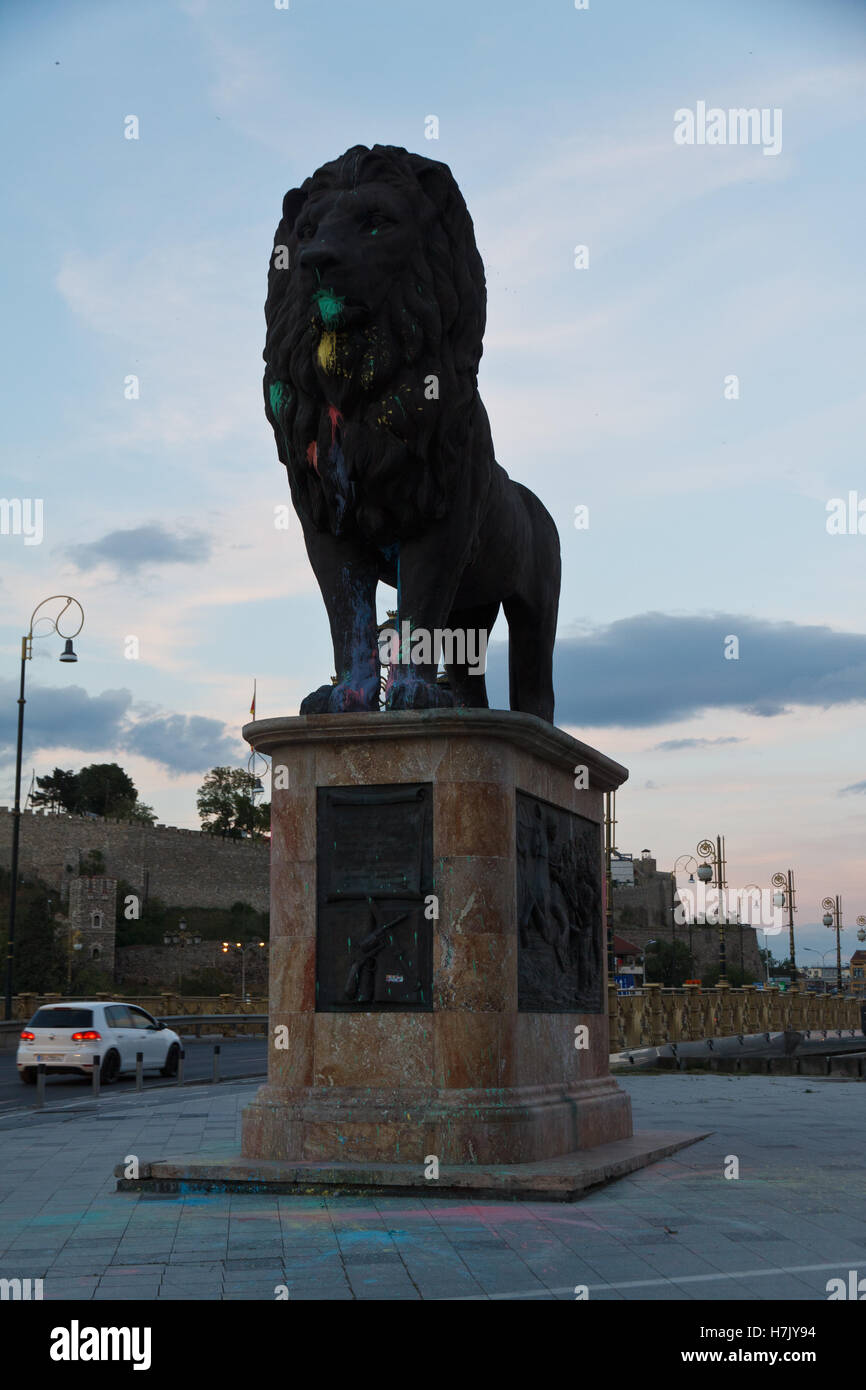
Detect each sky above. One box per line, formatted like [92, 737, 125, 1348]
[1, 0, 864, 962]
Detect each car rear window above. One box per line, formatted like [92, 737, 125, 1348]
[29, 1007, 94, 1028]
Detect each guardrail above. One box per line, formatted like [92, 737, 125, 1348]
[158, 1014, 267, 1037]
[0, 1013, 267, 1050]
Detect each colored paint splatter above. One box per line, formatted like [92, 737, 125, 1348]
[268, 380, 291, 417]
[317, 331, 339, 372]
[314, 288, 345, 326]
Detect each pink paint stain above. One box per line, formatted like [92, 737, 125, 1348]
[306, 441, 318, 473]
[327, 404, 343, 442]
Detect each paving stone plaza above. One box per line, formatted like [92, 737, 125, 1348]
[1, 1073, 863, 1301]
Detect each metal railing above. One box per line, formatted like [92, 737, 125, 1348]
[611, 983, 862, 1052]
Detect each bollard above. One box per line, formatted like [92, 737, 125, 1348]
[36, 1063, 46, 1109]
[176, 1046, 185, 1086]
[135, 1051, 143, 1092]
[92, 1054, 100, 1099]
[212, 1044, 221, 1083]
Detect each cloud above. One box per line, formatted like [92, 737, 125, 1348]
[0, 681, 240, 776]
[122, 713, 239, 774]
[66, 524, 212, 575]
[484, 612, 866, 728]
[653, 736, 745, 751]
[840, 781, 866, 796]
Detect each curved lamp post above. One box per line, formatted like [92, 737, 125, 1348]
[696, 835, 729, 983]
[803, 945, 835, 993]
[821, 896, 844, 994]
[4, 595, 84, 1019]
[771, 870, 798, 983]
[671, 854, 699, 974]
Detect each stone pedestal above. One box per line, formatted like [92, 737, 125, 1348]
[241, 709, 633, 1167]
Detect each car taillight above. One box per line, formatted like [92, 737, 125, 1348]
[70, 1030, 101, 1041]
[20, 1030, 35, 1041]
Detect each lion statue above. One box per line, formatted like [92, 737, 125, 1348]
[263, 143, 561, 722]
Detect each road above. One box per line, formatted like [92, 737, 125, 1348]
[0, 1036, 267, 1114]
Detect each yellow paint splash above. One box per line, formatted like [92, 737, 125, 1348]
[317, 331, 343, 374]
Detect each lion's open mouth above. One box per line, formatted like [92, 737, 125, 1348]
[313, 287, 368, 327]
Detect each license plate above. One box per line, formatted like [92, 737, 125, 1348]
[36, 1054, 62, 1061]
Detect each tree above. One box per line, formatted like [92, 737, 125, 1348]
[75, 763, 137, 818]
[31, 767, 79, 813]
[197, 767, 270, 840]
[702, 964, 758, 988]
[644, 939, 692, 987]
[15, 891, 65, 993]
[31, 763, 155, 822]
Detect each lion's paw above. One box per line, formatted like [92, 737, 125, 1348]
[300, 685, 336, 715]
[385, 676, 454, 711]
[301, 677, 380, 715]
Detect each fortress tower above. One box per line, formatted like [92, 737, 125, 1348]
[65, 877, 117, 976]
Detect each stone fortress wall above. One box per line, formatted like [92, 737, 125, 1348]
[0, 808, 269, 913]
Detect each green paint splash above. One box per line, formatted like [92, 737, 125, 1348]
[314, 288, 345, 326]
[269, 380, 292, 418]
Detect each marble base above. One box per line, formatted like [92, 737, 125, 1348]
[240, 708, 631, 1166]
[116, 1130, 708, 1201]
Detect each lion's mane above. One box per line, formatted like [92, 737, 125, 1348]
[263, 144, 490, 540]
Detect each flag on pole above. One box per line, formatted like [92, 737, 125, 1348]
[249, 680, 256, 720]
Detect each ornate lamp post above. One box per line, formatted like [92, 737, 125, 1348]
[771, 870, 798, 983]
[163, 918, 201, 993]
[4, 595, 84, 1019]
[821, 896, 844, 994]
[696, 836, 728, 983]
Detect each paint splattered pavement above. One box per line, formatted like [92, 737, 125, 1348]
[0, 1074, 863, 1300]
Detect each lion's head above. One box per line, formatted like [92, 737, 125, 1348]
[263, 144, 489, 541]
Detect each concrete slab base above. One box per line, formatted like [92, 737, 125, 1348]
[114, 1129, 709, 1202]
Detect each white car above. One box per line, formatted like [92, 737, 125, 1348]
[17, 1001, 181, 1085]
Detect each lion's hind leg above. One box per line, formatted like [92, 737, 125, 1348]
[443, 601, 500, 708]
[504, 487, 560, 724]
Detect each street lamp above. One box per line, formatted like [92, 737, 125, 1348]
[671, 854, 699, 974]
[696, 836, 729, 983]
[771, 870, 798, 983]
[4, 595, 84, 1019]
[821, 896, 844, 994]
[221, 939, 266, 1001]
[803, 945, 835, 993]
[163, 917, 201, 993]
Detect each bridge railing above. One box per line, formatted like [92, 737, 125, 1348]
[611, 983, 862, 1052]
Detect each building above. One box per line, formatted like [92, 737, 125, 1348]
[849, 950, 866, 995]
[613, 933, 642, 992]
[803, 964, 853, 991]
[610, 847, 763, 979]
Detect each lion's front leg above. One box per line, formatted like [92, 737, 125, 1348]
[383, 523, 475, 711]
[300, 526, 381, 714]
